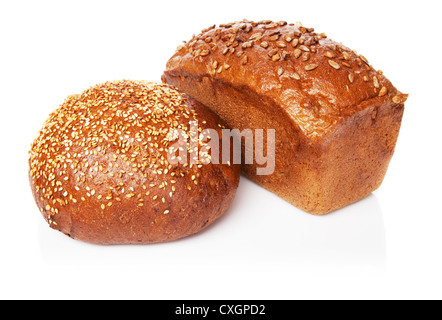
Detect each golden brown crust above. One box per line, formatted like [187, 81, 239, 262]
[29, 80, 240, 244]
[164, 20, 407, 138]
[163, 20, 407, 214]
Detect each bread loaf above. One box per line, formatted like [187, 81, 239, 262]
[29, 80, 240, 244]
[163, 20, 408, 215]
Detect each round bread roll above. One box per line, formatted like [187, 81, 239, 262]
[29, 80, 240, 244]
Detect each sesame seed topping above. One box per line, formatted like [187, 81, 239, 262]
[379, 87, 388, 97]
[29, 80, 205, 216]
[299, 45, 310, 52]
[328, 60, 341, 70]
[342, 52, 351, 60]
[360, 55, 369, 65]
[305, 64, 318, 71]
[249, 32, 263, 41]
[293, 49, 302, 59]
[301, 52, 310, 62]
[373, 76, 380, 88]
[268, 34, 280, 41]
[348, 72, 355, 83]
[272, 53, 281, 61]
[290, 72, 301, 80]
[392, 95, 408, 104]
[200, 49, 210, 57]
[324, 51, 335, 58]
[173, 19, 401, 125]
[260, 41, 269, 48]
[268, 48, 278, 57]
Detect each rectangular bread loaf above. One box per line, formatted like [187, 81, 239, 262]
[162, 20, 408, 215]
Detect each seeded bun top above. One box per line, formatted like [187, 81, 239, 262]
[164, 20, 408, 137]
[29, 80, 240, 244]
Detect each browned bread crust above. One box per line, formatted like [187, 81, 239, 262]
[29, 80, 240, 244]
[163, 20, 407, 215]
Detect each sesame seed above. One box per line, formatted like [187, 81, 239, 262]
[373, 76, 380, 88]
[324, 51, 335, 58]
[305, 64, 318, 71]
[328, 60, 341, 70]
[348, 73, 355, 83]
[360, 55, 369, 65]
[392, 95, 407, 104]
[342, 52, 351, 60]
[272, 54, 281, 61]
[200, 49, 210, 57]
[249, 32, 263, 41]
[294, 49, 302, 59]
[299, 45, 310, 52]
[268, 48, 278, 58]
[301, 52, 310, 62]
[290, 73, 301, 80]
[379, 87, 388, 97]
[260, 41, 269, 48]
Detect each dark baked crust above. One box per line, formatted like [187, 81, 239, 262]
[29, 80, 240, 244]
[163, 20, 407, 214]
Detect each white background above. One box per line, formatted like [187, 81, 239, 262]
[0, 0, 441, 300]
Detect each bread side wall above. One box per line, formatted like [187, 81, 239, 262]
[163, 73, 326, 212]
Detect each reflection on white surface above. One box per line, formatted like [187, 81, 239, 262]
[38, 176, 386, 271]
[193, 176, 386, 270]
